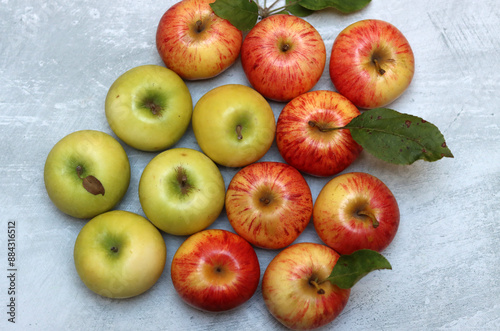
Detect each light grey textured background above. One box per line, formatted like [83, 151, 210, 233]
[1, 0, 499, 330]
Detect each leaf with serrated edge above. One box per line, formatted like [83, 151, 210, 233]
[327, 249, 392, 289]
[346, 108, 454, 165]
[210, 0, 259, 31]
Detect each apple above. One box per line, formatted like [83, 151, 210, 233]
[105, 64, 193, 152]
[225, 161, 313, 249]
[329, 19, 415, 109]
[276, 90, 363, 177]
[240, 14, 326, 102]
[44, 130, 130, 219]
[262, 242, 350, 330]
[171, 229, 260, 312]
[313, 172, 400, 255]
[73, 210, 166, 299]
[138, 147, 225, 236]
[156, 0, 243, 80]
[192, 84, 276, 168]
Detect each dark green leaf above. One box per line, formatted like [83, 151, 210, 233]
[300, 0, 371, 13]
[210, 0, 259, 31]
[286, 0, 314, 17]
[327, 249, 392, 289]
[346, 108, 454, 165]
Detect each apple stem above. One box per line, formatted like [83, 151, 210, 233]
[308, 121, 343, 132]
[176, 167, 192, 195]
[357, 210, 380, 228]
[309, 280, 325, 295]
[373, 59, 386, 75]
[236, 125, 243, 140]
[195, 20, 204, 33]
[76, 165, 84, 179]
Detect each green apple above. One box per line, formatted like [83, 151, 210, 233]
[105, 64, 193, 152]
[44, 130, 130, 219]
[192, 84, 276, 168]
[74, 210, 166, 299]
[139, 148, 225, 236]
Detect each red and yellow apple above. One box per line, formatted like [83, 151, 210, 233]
[171, 229, 260, 312]
[329, 19, 415, 109]
[241, 14, 326, 102]
[262, 242, 350, 330]
[225, 161, 313, 249]
[276, 90, 363, 177]
[313, 172, 400, 255]
[156, 0, 242, 80]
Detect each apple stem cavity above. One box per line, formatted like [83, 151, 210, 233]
[309, 279, 325, 295]
[176, 166, 192, 195]
[372, 58, 386, 75]
[144, 100, 163, 117]
[236, 125, 243, 140]
[195, 20, 205, 33]
[357, 209, 380, 228]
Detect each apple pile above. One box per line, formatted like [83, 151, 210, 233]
[43, 0, 453, 329]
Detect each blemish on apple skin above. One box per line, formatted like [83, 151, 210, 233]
[116, 95, 119, 98]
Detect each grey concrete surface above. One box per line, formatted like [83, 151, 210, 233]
[0, 0, 499, 330]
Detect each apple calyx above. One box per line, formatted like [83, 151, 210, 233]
[76, 165, 105, 196]
[110, 246, 119, 253]
[176, 166, 192, 195]
[144, 100, 163, 117]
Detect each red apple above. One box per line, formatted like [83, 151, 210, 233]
[225, 162, 313, 249]
[276, 90, 363, 177]
[170, 229, 260, 312]
[329, 19, 415, 109]
[156, 0, 242, 80]
[313, 172, 400, 255]
[241, 14, 326, 102]
[262, 242, 350, 330]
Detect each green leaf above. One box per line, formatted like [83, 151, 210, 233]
[286, 0, 314, 17]
[299, 0, 371, 13]
[327, 249, 392, 289]
[346, 108, 454, 165]
[210, 0, 259, 31]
